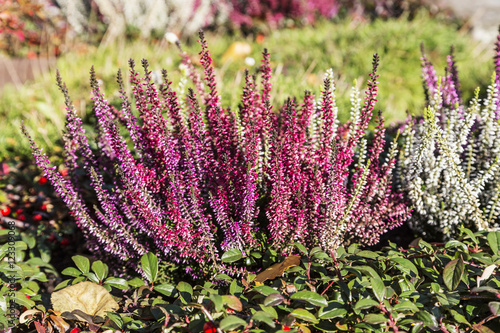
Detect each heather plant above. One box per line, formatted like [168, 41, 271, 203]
[22, 31, 408, 277]
[397, 33, 500, 240]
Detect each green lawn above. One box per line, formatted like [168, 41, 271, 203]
[0, 11, 495, 159]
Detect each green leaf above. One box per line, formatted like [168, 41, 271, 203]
[221, 249, 243, 263]
[489, 302, 500, 315]
[21, 233, 36, 249]
[154, 283, 176, 297]
[252, 311, 276, 328]
[12, 291, 35, 308]
[30, 272, 48, 283]
[259, 304, 278, 319]
[61, 267, 82, 277]
[411, 322, 424, 333]
[177, 281, 192, 304]
[210, 294, 223, 312]
[364, 313, 387, 324]
[309, 247, 322, 256]
[390, 257, 419, 276]
[128, 277, 145, 288]
[91, 261, 107, 282]
[251, 251, 262, 259]
[393, 300, 419, 313]
[72, 255, 90, 274]
[140, 252, 158, 284]
[84, 272, 100, 283]
[253, 285, 278, 296]
[290, 308, 318, 323]
[443, 257, 465, 291]
[449, 309, 470, 326]
[356, 266, 382, 280]
[460, 227, 478, 244]
[290, 290, 328, 307]
[418, 239, 434, 253]
[292, 242, 308, 255]
[264, 293, 285, 307]
[487, 231, 500, 254]
[230, 279, 243, 295]
[222, 295, 243, 311]
[356, 250, 379, 259]
[415, 310, 439, 330]
[54, 279, 72, 291]
[106, 312, 123, 329]
[219, 315, 247, 330]
[370, 277, 386, 303]
[105, 278, 128, 290]
[318, 307, 347, 320]
[354, 298, 379, 310]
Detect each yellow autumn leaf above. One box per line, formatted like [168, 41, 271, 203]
[51, 281, 119, 321]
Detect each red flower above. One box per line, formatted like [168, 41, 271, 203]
[60, 238, 70, 247]
[70, 328, 81, 333]
[38, 177, 48, 185]
[41, 204, 47, 211]
[18, 214, 26, 221]
[26, 295, 31, 299]
[16, 208, 23, 214]
[1, 206, 11, 216]
[283, 326, 291, 331]
[60, 168, 69, 177]
[33, 214, 42, 221]
[256, 34, 265, 44]
[203, 322, 217, 333]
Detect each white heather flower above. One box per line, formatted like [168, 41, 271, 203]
[244, 57, 255, 67]
[164, 32, 179, 44]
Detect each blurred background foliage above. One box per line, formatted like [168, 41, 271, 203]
[0, 0, 496, 160]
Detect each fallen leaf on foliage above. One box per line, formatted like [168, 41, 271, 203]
[49, 312, 70, 332]
[19, 309, 42, 324]
[255, 256, 301, 284]
[51, 281, 119, 321]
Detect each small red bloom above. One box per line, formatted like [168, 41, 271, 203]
[203, 322, 217, 333]
[60, 238, 70, 247]
[41, 204, 47, 211]
[60, 168, 69, 177]
[70, 328, 81, 333]
[33, 214, 42, 221]
[16, 208, 23, 214]
[1, 206, 11, 216]
[18, 214, 26, 221]
[283, 326, 291, 331]
[256, 34, 265, 44]
[26, 295, 31, 299]
[47, 234, 56, 243]
[38, 177, 48, 185]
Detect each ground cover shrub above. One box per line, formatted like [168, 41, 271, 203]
[0, 158, 77, 265]
[397, 31, 500, 241]
[22, 30, 409, 278]
[7, 229, 500, 332]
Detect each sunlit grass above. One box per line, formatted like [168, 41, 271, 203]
[0, 11, 495, 159]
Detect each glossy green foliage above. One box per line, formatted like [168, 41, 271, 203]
[5, 228, 500, 332]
